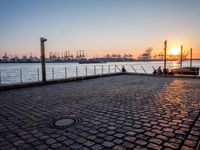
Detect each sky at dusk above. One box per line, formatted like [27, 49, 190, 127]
[0, 0, 200, 58]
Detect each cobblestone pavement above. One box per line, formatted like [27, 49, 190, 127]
[0, 75, 200, 150]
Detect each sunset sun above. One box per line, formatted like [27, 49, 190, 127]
[170, 48, 180, 55]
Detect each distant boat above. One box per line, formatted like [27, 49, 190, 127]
[171, 67, 199, 75]
[78, 60, 106, 64]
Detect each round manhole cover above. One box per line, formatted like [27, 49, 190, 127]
[54, 118, 75, 127]
[49, 118, 81, 129]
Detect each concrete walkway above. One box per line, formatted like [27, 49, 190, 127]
[0, 75, 200, 150]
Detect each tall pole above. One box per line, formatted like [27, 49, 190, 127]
[190, 48, 192, 67]
[180, 45, 183, 69]
[164, 40, 167, 74]
[40, 37, 47, 83]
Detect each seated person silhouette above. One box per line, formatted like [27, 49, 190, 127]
[157, 66, 163, 75]
[122, 66, 126, 72]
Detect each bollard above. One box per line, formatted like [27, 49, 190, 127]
[52, 68, 54, 80]
[86, 66, 88, 76]
[37, 68, 40, 81]
[76, 66, 78, 77]
[20, 69, 22, 83]
[65, 67, 67, 78]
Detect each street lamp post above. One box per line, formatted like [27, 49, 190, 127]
[40, 38, 47, 83]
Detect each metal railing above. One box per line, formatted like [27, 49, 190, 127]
[0, 63, 199, 86]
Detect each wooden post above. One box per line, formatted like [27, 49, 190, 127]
[40, 38, 47, 83]
[164, 40, 167, 74]
[190, 48, 192, 67]
[180, 45, 183, 69]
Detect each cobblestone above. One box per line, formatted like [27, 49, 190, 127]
[0, 75, 200, 149]
[102, 141, 114, 148]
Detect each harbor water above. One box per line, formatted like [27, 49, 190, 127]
[0, 60, 200, 85]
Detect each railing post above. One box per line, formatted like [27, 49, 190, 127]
[65, 67, 67, 78]
[108, 65, 110, 75]
[76, 66, 78, 77]
[152, 66, 156, 70]
[37, 68, 40, 81]
[114, 65, 116, 73]
[0, 72, 1, 85]
[101, 65, 103, 75]
[94, 66, 96, 75]
[20, 68, 22, 83]
[52, 67, 54, 80]
[141, 66, 147, 74]
[86, 66, 87, 76]
[131, 65, 137, 73]
[115, 65, 121, 72]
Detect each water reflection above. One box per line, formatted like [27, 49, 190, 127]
[170, 61, 180, 69]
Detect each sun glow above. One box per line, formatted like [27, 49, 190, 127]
[170, 48, 180, 55]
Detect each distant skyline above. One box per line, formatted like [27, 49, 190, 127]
[0, 0, 200, 58]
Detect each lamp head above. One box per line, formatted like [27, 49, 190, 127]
[41, 38, 47, 42]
